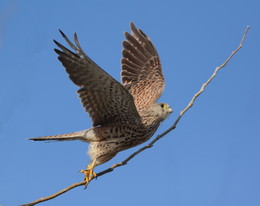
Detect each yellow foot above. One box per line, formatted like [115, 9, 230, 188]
[80, 168, 97, 183]
[80, 161, 97, 185]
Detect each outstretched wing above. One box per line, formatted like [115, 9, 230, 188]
[121, 22, 165, 109]
[54, 30, 141, 127]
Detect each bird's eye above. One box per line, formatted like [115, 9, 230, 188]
[160, 104, 166, 109]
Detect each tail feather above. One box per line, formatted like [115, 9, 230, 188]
[29, 130, 88, 142]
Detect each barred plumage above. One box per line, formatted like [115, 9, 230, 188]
[30, 22, 173, 183]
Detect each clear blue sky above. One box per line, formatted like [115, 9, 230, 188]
[0, 0, 259, 206]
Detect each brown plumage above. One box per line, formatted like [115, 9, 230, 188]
[30, 22, 172, 183]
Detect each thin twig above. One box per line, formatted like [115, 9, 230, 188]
[21, 26, 249, 206]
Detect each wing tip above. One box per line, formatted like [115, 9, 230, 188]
[59, 29, 66, 38]
[130, 22, 138, 34]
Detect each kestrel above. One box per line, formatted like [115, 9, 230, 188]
[30, 22, 173, 183]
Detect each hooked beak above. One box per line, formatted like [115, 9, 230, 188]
[167, 107, 173, 113]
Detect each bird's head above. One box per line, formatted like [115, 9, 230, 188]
[159, 103, 173, 119]
[151, 103, 173, 121]
[139, 103, 173, 126]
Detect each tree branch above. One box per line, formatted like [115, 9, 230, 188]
[21, 26, 250, 206]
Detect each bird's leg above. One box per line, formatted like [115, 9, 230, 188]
[80, 160, 97, 184]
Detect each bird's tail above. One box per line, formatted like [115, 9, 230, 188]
[29, 130, 88, 142]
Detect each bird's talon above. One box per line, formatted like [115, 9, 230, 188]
[80, 168, 97, 184]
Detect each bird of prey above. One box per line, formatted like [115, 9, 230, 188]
[30, 22, 173, 183]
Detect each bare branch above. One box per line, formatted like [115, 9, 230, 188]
[21, 26, 250, 206]
[21, 182, 85, 206]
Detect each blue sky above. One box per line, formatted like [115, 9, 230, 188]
[0, 0, 259, 206]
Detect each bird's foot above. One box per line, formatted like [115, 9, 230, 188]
[80, 163, 97, 186]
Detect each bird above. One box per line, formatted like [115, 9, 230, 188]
[30, 22, 173, 184]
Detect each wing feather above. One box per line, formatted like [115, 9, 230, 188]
[121, 22, 165, 109]
[54, 31, 141, 127]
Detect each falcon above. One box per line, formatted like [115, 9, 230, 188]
[30, 22, 173, 183]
